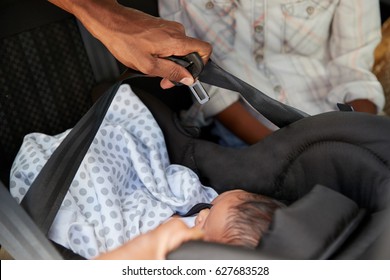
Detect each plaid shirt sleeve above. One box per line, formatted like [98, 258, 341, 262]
[327, 0, 384, 109]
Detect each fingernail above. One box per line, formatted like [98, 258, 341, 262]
[179, 77, 194, 86]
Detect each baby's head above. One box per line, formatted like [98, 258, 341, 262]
[195, 189, 284, 248]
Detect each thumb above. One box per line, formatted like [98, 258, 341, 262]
[153, 58, 195, 89]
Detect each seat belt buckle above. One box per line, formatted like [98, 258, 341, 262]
[188, 80, 209, 104]
[166, 53, 210, 104]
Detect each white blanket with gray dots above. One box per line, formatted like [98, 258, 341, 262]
[10, 84, 217, 259]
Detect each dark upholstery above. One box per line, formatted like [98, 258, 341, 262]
[0, 0, 190, 187]
[0, 16, 95, 186]
[380, 0, 390, 24]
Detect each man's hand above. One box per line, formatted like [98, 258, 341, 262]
[48, 0, 212, 88]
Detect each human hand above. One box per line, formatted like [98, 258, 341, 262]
[95, 218, 204, 260]
[48, 0, 212, 88]
[347, 99, 377, 114]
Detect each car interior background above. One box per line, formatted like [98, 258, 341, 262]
[1, 0, 390, 260]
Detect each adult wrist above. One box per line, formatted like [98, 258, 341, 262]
[48, 0, 122, 36]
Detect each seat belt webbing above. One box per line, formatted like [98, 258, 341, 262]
[20, 83, 120, 235]
[199, 61, 309, 128]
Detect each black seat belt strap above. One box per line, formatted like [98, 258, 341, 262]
[20, 83, 121, 234]
[199, 61, 309, 128]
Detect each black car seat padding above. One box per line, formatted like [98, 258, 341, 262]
[132, 84, 390, 259]
[133, 83, 390, 209]
[258, 185, 366, 260]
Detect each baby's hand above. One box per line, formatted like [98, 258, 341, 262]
[149, 218, 205, 259]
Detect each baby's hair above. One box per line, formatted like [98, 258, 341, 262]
[222, 192, 285, 248]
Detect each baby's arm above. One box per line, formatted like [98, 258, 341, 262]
[95, 218, 203, 260]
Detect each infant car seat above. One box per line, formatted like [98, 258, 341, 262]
[11, 61, 390, 260]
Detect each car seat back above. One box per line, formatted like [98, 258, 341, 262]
[0, 0, 160, 186]
[0, 0, 98, 185]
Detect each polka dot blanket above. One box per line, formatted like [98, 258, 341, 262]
[9, 84, 218, 259]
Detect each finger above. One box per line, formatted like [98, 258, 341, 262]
[168, 37, 212, 65]
[157, 221, 204, 257]
[160, 78, 175, 89]
[152, 58, 195, 85]
[162, 219, 204, 252]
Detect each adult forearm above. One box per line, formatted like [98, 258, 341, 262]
[48, 0, 106, 15]
[48, 0, 119, 32]
[47, 0, 212, 88]
[216, 101, 272, 144]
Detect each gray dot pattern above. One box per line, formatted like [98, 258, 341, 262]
[10, 84, 218, 259]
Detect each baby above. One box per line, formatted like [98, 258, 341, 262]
[96, 189, 284, 260]
[186, 189, 284, 249]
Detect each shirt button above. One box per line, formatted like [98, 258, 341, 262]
[255, 53, 264, 63]
[274, 85, 282, 93]
[254, 25, 264, 33]
[306, 6, 315, 15]
[282, 39, 292, 52]
[205, 1, 214, 9]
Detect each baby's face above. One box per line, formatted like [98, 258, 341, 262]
[194, 189, 248, 244]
